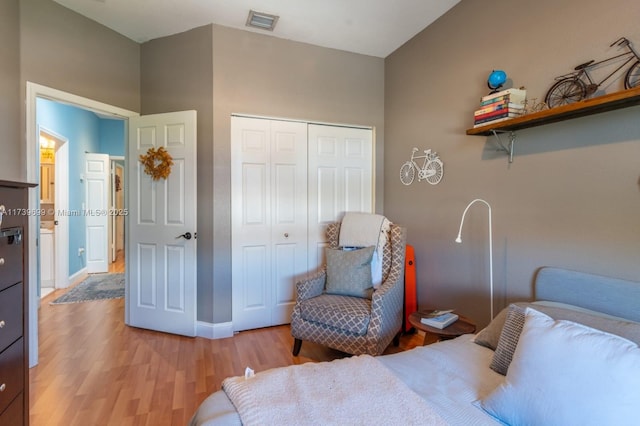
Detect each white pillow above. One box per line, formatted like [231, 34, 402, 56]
[480, 308, 640, 426]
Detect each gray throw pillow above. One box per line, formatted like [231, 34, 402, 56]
[490, 304, 526, 375]
[325, 246, 375, 299]
[474, 302, 528, 350]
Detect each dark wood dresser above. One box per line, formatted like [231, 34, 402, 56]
[0, 180, 33, 425]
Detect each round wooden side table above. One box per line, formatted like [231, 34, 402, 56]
[408, 311, 476, 345]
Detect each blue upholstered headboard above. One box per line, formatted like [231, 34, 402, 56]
[535, 267, 640, 323]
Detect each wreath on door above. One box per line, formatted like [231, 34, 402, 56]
[139, 146, 173, 180]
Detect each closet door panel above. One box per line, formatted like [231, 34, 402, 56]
[232, 117, 307, 331]
[307, 124, 373, 272]
[243, 164, 268, 225]
[316, 167, 339, 223]
[269, 120, 307, 326]
[232, 117, 273, 331]
[344, 167, 368, 212]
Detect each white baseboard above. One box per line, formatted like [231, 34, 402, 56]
[197, 321, 234, 339]
[66, 267, 88, 288]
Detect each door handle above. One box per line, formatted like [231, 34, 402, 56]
[177, 232, 192, 240]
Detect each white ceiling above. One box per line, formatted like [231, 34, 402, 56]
[53, 0, 460, 58]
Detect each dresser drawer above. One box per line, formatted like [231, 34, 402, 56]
[0, 227, 23, 292]
[0, 391, 23, 426]
[0, 338, 24, 415]
[0, 283, 22, 353]
[0, 187, 27, 229]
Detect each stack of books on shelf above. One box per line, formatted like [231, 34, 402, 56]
[473, 88, 526, 128]
[419, 309, 459, 329]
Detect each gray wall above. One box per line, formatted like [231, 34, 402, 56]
[0, 0, 21, 181]
[385, 0, 640, 327]
[140, 25, 215, 323]
[20, 0, 140, 115]
[19, 0, 139, 186]
[210, 25, 385, 323]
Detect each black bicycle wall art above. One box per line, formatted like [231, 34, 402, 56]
[544, 36, 640, 108]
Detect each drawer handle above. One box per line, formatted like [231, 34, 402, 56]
[0, 320, 4, 328]
[0, 383, 5, 392]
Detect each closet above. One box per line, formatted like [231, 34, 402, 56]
[231, 116, 373, 331]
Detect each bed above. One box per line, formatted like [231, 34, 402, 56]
[190, 267, 640, 425]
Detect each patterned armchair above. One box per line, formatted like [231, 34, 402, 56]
[291, 222, 407, 356]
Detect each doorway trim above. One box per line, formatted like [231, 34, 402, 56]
[25, 82, 138, 367]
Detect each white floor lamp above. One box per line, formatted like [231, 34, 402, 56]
[455, 198, 494, 320]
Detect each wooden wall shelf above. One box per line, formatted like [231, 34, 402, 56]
[466, 86, 640, 136]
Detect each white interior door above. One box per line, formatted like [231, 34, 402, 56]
[110, 160, 116, 263]
[115, 163, 125, 253]
[128, 110, 197, 336]
[52, 132, 69, 290]
[85, 153, 109, 273]
[231, 116, 308, 331]
[109, 160, 125, 263]
[307, 124, 373, 271]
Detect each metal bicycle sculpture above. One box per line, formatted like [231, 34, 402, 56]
[399, 148, 444, 186]
[545, 37, 640, 108]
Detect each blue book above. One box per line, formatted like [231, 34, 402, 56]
[420, 312, 459, 329]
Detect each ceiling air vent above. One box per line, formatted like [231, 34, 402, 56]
[246, 10, 279, 31]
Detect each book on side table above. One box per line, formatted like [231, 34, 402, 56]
[417, 309, 454, 318]
[420, 312, 459, 329]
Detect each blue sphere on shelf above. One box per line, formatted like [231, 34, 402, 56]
[487, 70, 507, 93]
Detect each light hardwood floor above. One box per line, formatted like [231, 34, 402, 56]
[30, 256, 425, 425]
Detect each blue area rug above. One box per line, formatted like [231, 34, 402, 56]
[50, 273, 125, 304]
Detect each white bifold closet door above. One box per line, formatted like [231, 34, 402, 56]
[307, 124, 374, 273]
[231, 116, 373, 331]
[231, 117, 309, 331]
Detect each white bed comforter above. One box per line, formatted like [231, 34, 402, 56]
[222, 354, 447, 426]
[380, 335, 503, 425]
[190, 335, 503, 425]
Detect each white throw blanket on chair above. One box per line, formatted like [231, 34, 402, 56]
[222, 355, 448, 426]
[339, 212, 391, 288]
